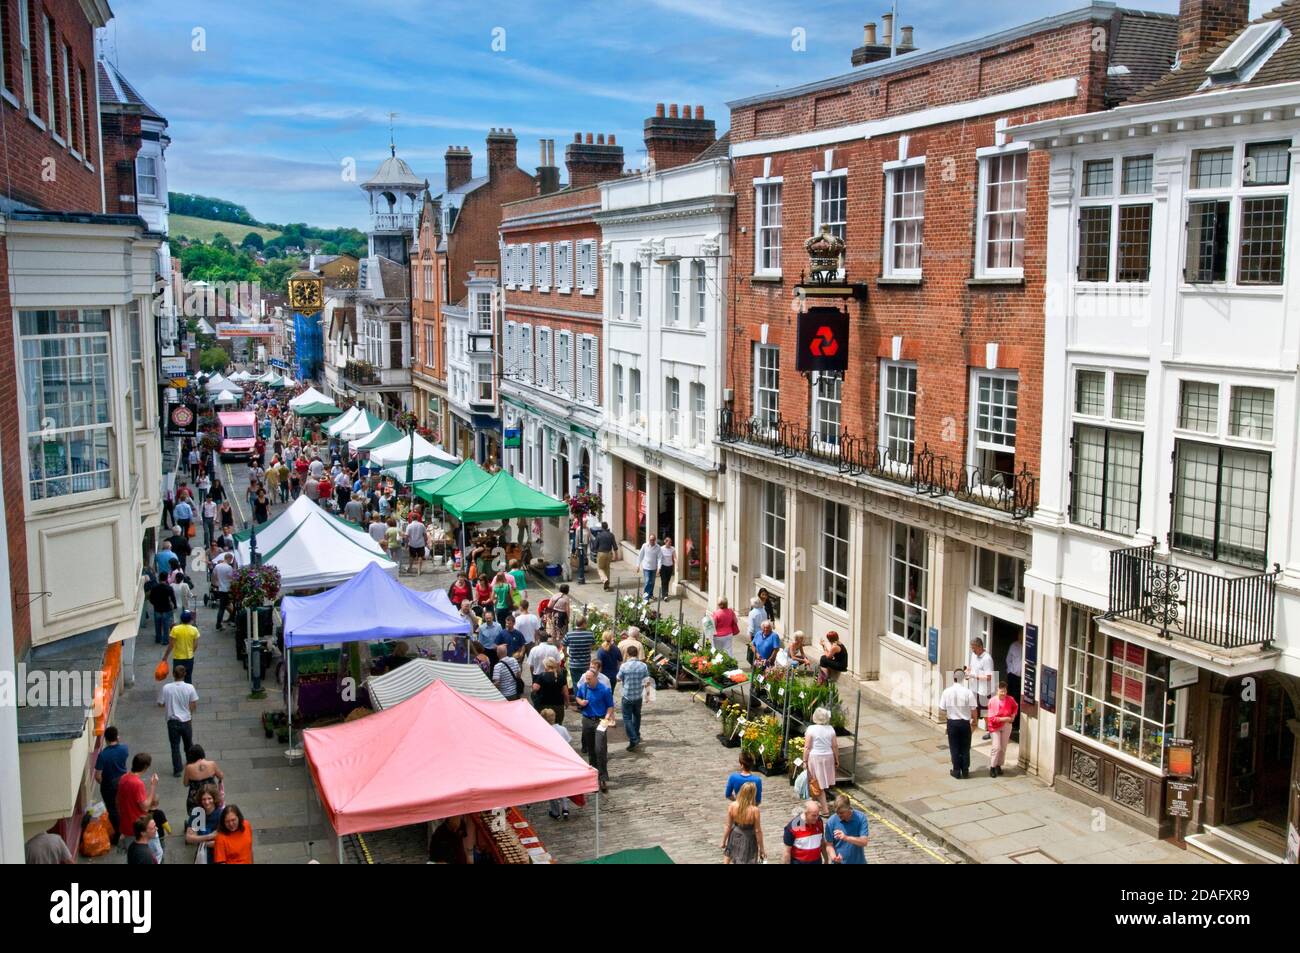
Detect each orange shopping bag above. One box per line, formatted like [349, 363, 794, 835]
[154, 659, 170, 681]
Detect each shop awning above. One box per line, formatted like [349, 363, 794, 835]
[303, 680, 598, 835]
[412, 459, 491, 507]
[442, 469, 569, 522]
[281, 562, 470, 647]
[367, 658, 502, 710]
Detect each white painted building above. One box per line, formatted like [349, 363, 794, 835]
[1011, 7, 1300, 852]
[595, 150, 732, 601]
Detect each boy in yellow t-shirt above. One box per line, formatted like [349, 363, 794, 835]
[164, 610, 200, 684]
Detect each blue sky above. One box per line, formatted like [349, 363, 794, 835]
[100, 0, 1265, 230]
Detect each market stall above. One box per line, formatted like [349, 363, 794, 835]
[442, 469, 570, 574]
[203, 373, 242, 396]
[302, 680, 599, 860]
[289, 386, 332, 410]
[366, 658, 501, 710]
[367, 431, 459, 472]
[294, 399, 342, 418]
[327, 406, 382, 441]
[213, 389, 241, 406]
[412, 459, 491, 507]
[235, 496, 396, 590]
[281, 561, 471, 741]
[349, 420, 403, 453]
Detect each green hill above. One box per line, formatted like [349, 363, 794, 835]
[171, 214, 282, 244]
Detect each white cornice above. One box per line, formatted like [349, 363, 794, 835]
[732, 77, 1079, 158]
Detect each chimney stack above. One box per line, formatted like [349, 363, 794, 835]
[1177, 0, 1250, 65]
[486, 127, 518, 178]
[643, 102, 717, 172]
[536, 138, 561, 195]
[445, 146, 472, 191]
[852, 18, 917, 66]
[565, 133, 625, 188]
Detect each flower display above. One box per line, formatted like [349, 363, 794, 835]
[565, 488, 603, 519]
[229, 564, 282, 610]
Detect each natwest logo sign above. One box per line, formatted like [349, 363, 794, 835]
[795, 306, 849, 373]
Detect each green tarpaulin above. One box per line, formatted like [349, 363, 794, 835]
[352, 421, 402, 451]
[382, 458, 457, 486]
[442, 469, 569, 522]
[578, 846, 674, 865]
[412, 459, 491, 507]
[295, 400, 342, 418]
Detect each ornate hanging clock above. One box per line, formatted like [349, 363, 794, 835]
[287, 271, 324, 313]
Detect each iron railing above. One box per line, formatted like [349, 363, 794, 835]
[718, 411, 1037, 518]
[343, 359, 380, 386]
[1107, 542, 1279, 648]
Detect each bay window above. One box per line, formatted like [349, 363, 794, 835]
[1070, 369, 1144, 536]
[1185, 139, 1290, 285]
[21, 308, 113, 500]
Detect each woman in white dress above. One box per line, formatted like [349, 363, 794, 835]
[804, 707, 839, 816]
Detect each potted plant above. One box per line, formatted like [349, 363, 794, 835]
[717, 701, 745, 748]
[757, 716, 786, 775]
[786, 736, 805, 784]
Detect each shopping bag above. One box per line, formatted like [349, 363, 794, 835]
[154, 659, 170, 681]
[186, 523, 196, 538]
[80, 814, 112, 857]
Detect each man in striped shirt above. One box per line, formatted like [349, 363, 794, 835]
[783, 801, 830, 865]
[491, 645, 524, 700]
[564, 616, 596, 688]
[617, 644, 650, 751]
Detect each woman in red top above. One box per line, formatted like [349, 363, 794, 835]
[712, 598, 740, 658]
[448, 573, 471, 608]
[474, 576, 494, 611]
[986, 680, 1020, 777]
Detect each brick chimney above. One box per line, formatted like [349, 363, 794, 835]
[536, 139, 561, 195]
[565, 132, 625, 188]
[445, 146, 472, 191]
[1177, 0, 1250, 65]
[486, 127, 518, 177]
[852, 18, 917, 66]
[644, 102, 717, 171]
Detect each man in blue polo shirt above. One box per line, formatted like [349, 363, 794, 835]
[575, 664, 613, 792]
[825, 794, 870, 864]
[753, 620, 781, 668]
[93, 726, 130, 846]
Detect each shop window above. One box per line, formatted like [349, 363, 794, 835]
[1063, 606, 1174, 770]
[887, 521, 928, 645]
[973, 547, 1025, 604]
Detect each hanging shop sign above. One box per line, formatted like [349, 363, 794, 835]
[504, 427, 521, 449]
[795, 306, 849, 374]
[167, 401, 198, 437]
[1040, 666, 1057, 713]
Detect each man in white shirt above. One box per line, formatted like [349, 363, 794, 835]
[212, 553, 237, 631]
[513, 600, 541, 644]
[406, 516, 427, 576]
[309, 456, 325, 479]
[1005, 639, 1023, 735]
[527, 634, 561, 677]
[637, 536, 662, 600]
[967, 638, 996, 739]
[158, 667, 199, 777]
[938, 670, 978, 779]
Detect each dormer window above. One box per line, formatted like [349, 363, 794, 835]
[1204, 19, 1289, 87]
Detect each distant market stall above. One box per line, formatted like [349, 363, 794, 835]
[235, 496, 396, 591]
[327, 406, 382, 441]
[367, 658, 502, 710]
[289, 386, 332, 410]
[367, 431, 459, 472]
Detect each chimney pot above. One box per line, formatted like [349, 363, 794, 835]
[864, 22, 877, 45]
[597, 133, 605, 145]
[669, 104, 679, 118]
[609, 133, 616, 145]
[900, 25, 914, 48]
[881, 11, 894, 46]
[575, 133, 582, 143]
[586, 132, 594, 144]
[656, 102, 666, 117]
[683, 104, 692, 118]
[695, 105, 704, 120]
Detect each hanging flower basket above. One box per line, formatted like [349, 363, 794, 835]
[229, 564, 281, 611]
[565, 489, 603, 519]
[394, 410, 419, 432]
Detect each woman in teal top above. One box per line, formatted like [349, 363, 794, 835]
[508, 559, 527, 596]
[492, 572, 513, 625]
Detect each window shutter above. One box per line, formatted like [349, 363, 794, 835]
[521, 243, 532, 289]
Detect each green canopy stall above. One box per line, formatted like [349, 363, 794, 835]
[412, 459, 492, 507]
[294, 400, 342, 418]
[350, 421, 403, 452]
[441, 469, 569, 522]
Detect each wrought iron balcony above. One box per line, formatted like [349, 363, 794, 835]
[1106, 543, 1280, 649]
[717, 411, 1037, 519]
[343, 359, 380, 386]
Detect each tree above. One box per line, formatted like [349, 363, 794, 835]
[260, 258, 296, 296]
[212, 232, 233, 252]
[199, 346, 229, 372]
[241, 231, 265, 250]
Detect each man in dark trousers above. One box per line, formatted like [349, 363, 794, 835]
[938, 669, 979, 779]
[592, 522, 617, 590]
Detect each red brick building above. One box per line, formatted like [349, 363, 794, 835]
[499, 134, 623, 522]
[411, 129, 535, 460]
[1, 0, 169, 853]
[717, 4, 1177, 765]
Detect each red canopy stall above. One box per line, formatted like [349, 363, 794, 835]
[303, 681, 599, 859]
